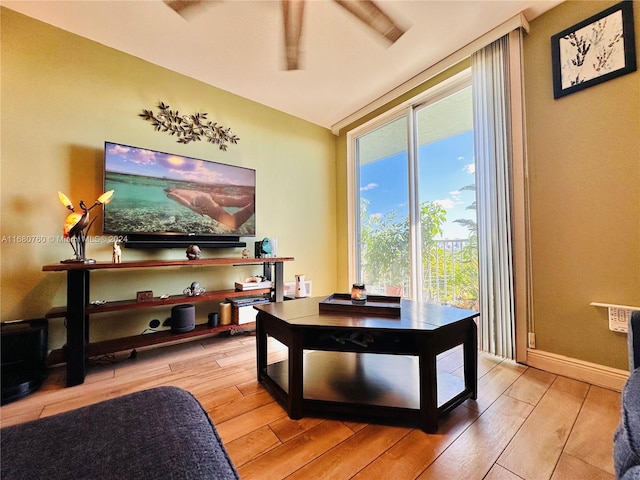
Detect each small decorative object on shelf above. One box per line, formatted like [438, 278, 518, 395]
[136, 291, 154, 303]
[186, 244, 201, 260]
[139, 101, 240, 151]
[261, 237, 272, 257]
[183, 282, 205, 297]
[241, 248, 250, 258]
[219, 302, 231, 325]
[351, 283, 367, 304]
[112, 241, 122, 264]
[57, 190, 114, 264]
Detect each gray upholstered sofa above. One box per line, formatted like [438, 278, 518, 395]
[0, 386, 239, 479]
[614, 311, 640, 480]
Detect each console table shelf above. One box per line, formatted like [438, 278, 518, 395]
[45, 288, 271, 319]
[42, 256, 293, 386]
[42, 257, 294, 272]
[47, 321, 251, 367]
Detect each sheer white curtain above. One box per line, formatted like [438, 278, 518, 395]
[472, 35, 516, 359]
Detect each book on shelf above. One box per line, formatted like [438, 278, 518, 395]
[234, 280, 272, 291]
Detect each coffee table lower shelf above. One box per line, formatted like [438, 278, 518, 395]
[259, 350, 469, 430]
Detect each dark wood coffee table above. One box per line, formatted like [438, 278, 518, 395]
[255, 297, 478, 432]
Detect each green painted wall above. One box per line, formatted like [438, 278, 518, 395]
[1, 9, 337, 350]
[524, 0, 639, 370]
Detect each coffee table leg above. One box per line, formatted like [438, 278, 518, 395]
[463, 319, 478, 399]
[288, 331, 304, 419]
[419, 342, 438, 433]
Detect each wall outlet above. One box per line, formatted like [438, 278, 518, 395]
[607, 307, 631, 333]
[591, 302, 638, 334]
[528, 332, 536, 349]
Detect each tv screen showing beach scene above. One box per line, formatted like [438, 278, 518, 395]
[103, 142, 255, 237]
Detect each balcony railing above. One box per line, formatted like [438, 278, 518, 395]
[365, 238, 478, 309]
[425, 239, 476, 305]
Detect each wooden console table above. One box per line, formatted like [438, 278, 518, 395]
[255, 297, 478, 433]
[43, 257, 293, 386]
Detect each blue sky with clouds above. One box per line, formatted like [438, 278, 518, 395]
[360, 130, 476, 239]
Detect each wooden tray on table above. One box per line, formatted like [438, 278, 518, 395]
[319, 293, 401, 317]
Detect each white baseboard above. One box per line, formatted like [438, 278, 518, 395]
[526, 348, 629, 392]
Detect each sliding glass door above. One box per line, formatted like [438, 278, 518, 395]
[353, 73, 478, 308]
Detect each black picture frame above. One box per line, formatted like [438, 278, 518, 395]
[551, 1, 636, 99]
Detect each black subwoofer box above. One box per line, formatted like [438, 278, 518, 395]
[1, 318, 48, 405]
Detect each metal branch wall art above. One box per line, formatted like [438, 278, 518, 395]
[139, 102, 240, 151]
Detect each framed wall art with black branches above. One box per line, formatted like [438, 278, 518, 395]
[551, 1, 636, 99]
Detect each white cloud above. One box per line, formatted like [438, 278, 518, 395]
[434, 198, 455, 209]
[360, 183, 378, 191]
[464, 163, 475, 174]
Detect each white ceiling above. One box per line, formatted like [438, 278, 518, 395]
[3, 0, 562, 129]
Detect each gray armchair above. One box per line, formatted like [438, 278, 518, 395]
[614, 311, 640, 480]
[629, 311, 640, 370]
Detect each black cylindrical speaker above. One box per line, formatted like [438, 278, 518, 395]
[170, 304, 195, 333]
[208, 312, 219, 328]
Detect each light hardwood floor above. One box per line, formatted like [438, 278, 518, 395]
[0, 331, 622, 480]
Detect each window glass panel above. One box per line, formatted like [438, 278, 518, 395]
[416, 86, 478, 308]
[352, 73, 474, 304]
[357, 115, 409, 296]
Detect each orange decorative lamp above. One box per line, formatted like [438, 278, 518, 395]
[58, 190, 114, 263]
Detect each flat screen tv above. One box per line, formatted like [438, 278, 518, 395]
[103, 141, 255, 248]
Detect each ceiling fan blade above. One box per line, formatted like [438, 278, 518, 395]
[164, 0, 209, 19]
[282, 0, 305, 70]
[333, 0, 405, 43]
